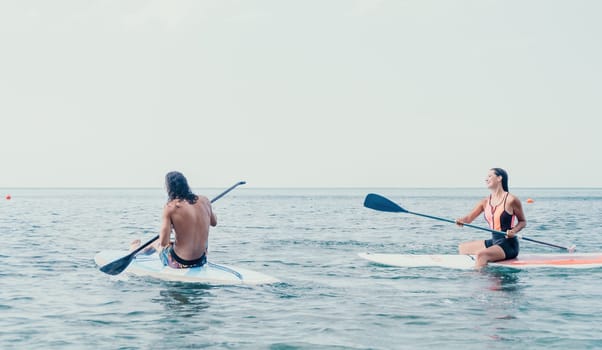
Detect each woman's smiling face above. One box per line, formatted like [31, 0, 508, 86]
[485, 170, 501, 190]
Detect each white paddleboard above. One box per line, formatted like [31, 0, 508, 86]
[359, 252, 602, 269]
[95, 250, 280, 285]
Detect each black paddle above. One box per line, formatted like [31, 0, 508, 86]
[99, 181, 246, 275]
[363, 193, 576, 252]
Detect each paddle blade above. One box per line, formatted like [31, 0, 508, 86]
[363, 193, 407, 213]
[99, 253, 135, 275]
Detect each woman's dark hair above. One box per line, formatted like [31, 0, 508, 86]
[491, 168, 509, 192]
[165, 171, 198, 204]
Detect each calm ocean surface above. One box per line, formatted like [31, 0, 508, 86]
[1, 187, 602, 349]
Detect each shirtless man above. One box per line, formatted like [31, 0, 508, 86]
[132, 171, 217, 268]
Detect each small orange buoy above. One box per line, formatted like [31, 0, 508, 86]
[526, 198, 534, 203]
[5, 194, 11, 200]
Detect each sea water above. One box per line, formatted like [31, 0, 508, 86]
[1, 187, 602, 349]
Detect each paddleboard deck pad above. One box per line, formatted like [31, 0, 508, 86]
[359, 252, 602, 269]
[95, 250, 279, 285]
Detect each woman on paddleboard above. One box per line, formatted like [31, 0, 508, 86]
[455, 168, 527, 268]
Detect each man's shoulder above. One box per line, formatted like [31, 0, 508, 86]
[196, 195, 210, 204]
[164, 200, 180, 211]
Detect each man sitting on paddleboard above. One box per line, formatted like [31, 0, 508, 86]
[455, 168, 527, 268]
[131, 171, 217, 268]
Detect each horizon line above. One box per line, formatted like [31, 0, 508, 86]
[1, 186, 602, 190]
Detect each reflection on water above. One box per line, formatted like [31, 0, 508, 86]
[483, 267, 523, 343]
[153, 283, 213, 315]
[485, 268, 522, 293]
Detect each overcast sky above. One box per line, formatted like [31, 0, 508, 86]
[1, 1, 600, 188]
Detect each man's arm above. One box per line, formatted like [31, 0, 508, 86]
[208, 198, 217, 227]
[157, 204, 173, 248]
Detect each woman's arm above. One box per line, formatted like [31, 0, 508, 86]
[456, 199, 486, 225]
[506, 195, 527, 238]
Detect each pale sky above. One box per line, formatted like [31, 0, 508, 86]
[1, 1, 600, 188]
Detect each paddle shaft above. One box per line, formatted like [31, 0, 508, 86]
[363, 193, 574, 252]
[409, 209, 504, 234]
[517, 235, 573, 250]
[407, 210, 571, 250]
[409, 210, 572, 251]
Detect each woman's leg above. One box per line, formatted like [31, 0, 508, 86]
[474, 245, 506, 268]
[458, 240, 486, 255]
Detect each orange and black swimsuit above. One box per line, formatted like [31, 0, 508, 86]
[483, 192, 519, 259]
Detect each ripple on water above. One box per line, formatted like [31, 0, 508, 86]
[2, 188, 602, 349]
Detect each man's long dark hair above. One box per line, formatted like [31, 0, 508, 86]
[165, 171, 198, 204]
[491, 168, 509, 192]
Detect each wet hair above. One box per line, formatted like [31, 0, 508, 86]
[165, 171, 198, 204]
[491, 168, 509, 192]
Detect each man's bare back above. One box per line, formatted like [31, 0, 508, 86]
[161, 196, 217, 260]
